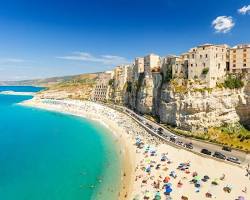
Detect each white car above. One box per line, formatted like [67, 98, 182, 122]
[226, 157, 241, 164]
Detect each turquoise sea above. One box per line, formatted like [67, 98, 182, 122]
[0, 86, 121, 200]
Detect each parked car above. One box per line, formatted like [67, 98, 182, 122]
[157, 130, 163, 135]
[184, 143, 193, 149]
[227, 157, 241, 164]
[176, 141, 183, 146]
[213, 151, 226, 160]
[170, 137, 176, 143]
[222, 146, 232, 152]
[158, 127, 164, 132]
[201, 149, 212, 155]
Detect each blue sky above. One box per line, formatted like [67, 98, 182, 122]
[0, 0, 249, 81]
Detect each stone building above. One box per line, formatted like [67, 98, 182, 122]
[144, 54, 161, 76]
[186, 44, 229, 88]
[230, 44, 250, 74]
[91, 72, 112, 102]
[113, 65, 133, 103]
[132, 57, 144, 81]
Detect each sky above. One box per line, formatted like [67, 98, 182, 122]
[0, 0, 249, 81]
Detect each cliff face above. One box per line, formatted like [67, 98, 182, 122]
[125, 73, 250, 131]
[236, 76, 250, 129]
[159, 87, 246, 131]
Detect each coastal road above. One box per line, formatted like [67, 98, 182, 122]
[104, 103, 249, 167]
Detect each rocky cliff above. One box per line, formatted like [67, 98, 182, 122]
[125, 73, 250, 132]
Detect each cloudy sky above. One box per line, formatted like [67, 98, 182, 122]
[0, 0, 249, 81]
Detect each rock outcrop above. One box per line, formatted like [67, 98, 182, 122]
[124, 73, 250, 132]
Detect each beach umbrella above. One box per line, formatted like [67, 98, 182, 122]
[164, 176, 170, 183]
[165, 186, 173, 194]
[166, 183, 172, 187]
[194, 176, 201, 181]
[204, 175, 210, 179]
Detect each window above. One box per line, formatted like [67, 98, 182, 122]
[192, 54, 194, 59]
[218, 63, 221, 69]
[243, 54, 247, 58]
[233, 50, 236, 53]
[203, 63, 206, 67]
[205, 54, 208, 58]
[200, 55, 202, 59]
[233, 64, 236, 67]
[191, 64, 193, 67]
[233, 60, 236, 63]
[243, 64, 246, 67]
[216, 54, 218, 58]
[244, 59, 246, 62]
[243, 49, 247, 52]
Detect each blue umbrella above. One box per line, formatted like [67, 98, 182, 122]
[165, 186, 172, 194]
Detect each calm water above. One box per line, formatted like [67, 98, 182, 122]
[0, 86, 121, 200]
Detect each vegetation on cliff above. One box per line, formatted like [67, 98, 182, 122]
[224, 75, 244, 89]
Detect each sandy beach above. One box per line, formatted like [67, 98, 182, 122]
[21, 97, 250, 200]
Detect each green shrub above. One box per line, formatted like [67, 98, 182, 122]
[108, 79, 114, 86]
[202, 67, 209, 75]
[224, 75, 244, 89]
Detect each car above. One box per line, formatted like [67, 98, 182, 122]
[176, 141, 183, 146]
[184, 143, 193, 149]
[158, 127, 164, 132]
[222, 146, 232, 152]
[170, 137, 176, 143]
[157, 130, 163, 135]
[201, 149, 212, 155]
[213, 151, 226, 160]
[227, 157, 241, 164]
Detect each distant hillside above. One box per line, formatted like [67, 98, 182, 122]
[34, 73, 101, 100]
[0, 73, 100, 87]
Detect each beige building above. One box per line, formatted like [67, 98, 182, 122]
[132, 57, 144, 81]
[168, 54, 188, 79]
[187, 44, 229, 88]
[230, 44, 250, 73]
[113, 65, 133, 103]
[144, 54, 161, 76]
[92, 72, 112, 102]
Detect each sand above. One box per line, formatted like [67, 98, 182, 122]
[20, 97, 250, 200]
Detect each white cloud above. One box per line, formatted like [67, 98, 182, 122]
[57, 52, 130, 65]
[212, 16, 235, 33]
[238, 5, 250, 15]
[0, 58, 27, 64]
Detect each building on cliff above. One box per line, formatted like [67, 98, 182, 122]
[230, 44, 250, 74]
[132, 57, 144, 81]
[111, 64, 133, 103]
[185, 44, 229, 88]
[144, 54, 161, 76]
[91, 71, 112, 102]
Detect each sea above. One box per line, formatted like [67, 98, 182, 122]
[0, 86, 121, 200]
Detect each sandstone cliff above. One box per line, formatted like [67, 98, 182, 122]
[124, 73, 250, 132]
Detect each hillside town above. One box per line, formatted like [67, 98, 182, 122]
[91, 43, 250, 134]
[92, 43, 249, 103]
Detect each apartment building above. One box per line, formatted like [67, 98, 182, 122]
[187, 44, 229, 88]
[169, 54, 188, 79]
[230, 44, 250, 73]
[132, 57, 144, 81]
[113, 65, 133, 103]
[91, 72, 112, 102]
[144, 54, 161, 76]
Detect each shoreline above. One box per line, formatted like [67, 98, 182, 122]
[20, 98, 136, 200]
[20, 97, 250, 200]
